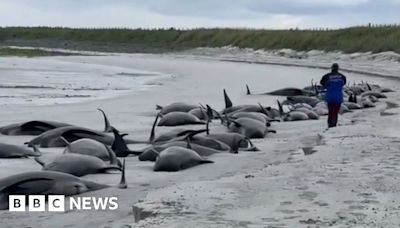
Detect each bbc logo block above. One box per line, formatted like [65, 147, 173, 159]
[9, 195, 25, 212]
[9, 195, 65, 212]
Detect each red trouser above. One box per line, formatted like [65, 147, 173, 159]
[327, 103, 341, 128]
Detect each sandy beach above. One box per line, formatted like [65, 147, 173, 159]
[0, 52, 400, 228]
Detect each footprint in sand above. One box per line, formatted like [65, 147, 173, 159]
[360, 199, 380, 204]
[295, 186, 309, 191]
[297, 209, 309, 213]
[280, 201, 293, 206]
[313, 201, 329, 207]
[283, 215, 302, 220]
[298, 191, 318, 201]
[277, 209, 295, 214]
[316, 180, 332, 185]
[348, 205, 365, 210]
[350, 212, 367, 220]
[261, 217, 279, 222]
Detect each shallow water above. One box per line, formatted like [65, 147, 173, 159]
[0, 56, 168, 106]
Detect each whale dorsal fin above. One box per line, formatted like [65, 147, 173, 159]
[97, 108, 112, 133]
[223, 89, 233, 109]
[246, 84, 251, 95]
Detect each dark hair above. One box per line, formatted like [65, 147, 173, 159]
[331, 63, 339, 72]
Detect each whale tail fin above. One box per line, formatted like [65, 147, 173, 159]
[223, 89, 233, 109]
[111, 126, 130, 157]
[97, 108, 112, 133]
[246, 84, 251, 95]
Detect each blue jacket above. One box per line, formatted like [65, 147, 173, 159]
[320, 72, 346, 104]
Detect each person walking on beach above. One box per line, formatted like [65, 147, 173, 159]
[320, 63, 347, 128]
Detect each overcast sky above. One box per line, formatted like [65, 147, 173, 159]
[1, 0, 400, 29]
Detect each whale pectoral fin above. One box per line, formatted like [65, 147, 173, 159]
[34, 156, 46, 167]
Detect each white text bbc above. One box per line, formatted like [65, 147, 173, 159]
[9, 195, 119, 212]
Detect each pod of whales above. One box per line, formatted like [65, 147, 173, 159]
[0, 79, 395, 211]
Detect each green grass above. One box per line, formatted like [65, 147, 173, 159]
[0, 47, 78, 57]
[1, 26, 400, 53]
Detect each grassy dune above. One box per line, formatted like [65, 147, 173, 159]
[1, 26, 400, 53]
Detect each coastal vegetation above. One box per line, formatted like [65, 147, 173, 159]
[1, 26, 399, 54]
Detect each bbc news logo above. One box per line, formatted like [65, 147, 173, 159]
[9, 195, 119, 212]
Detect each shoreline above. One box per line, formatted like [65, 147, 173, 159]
[4, 45, 400, 82]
